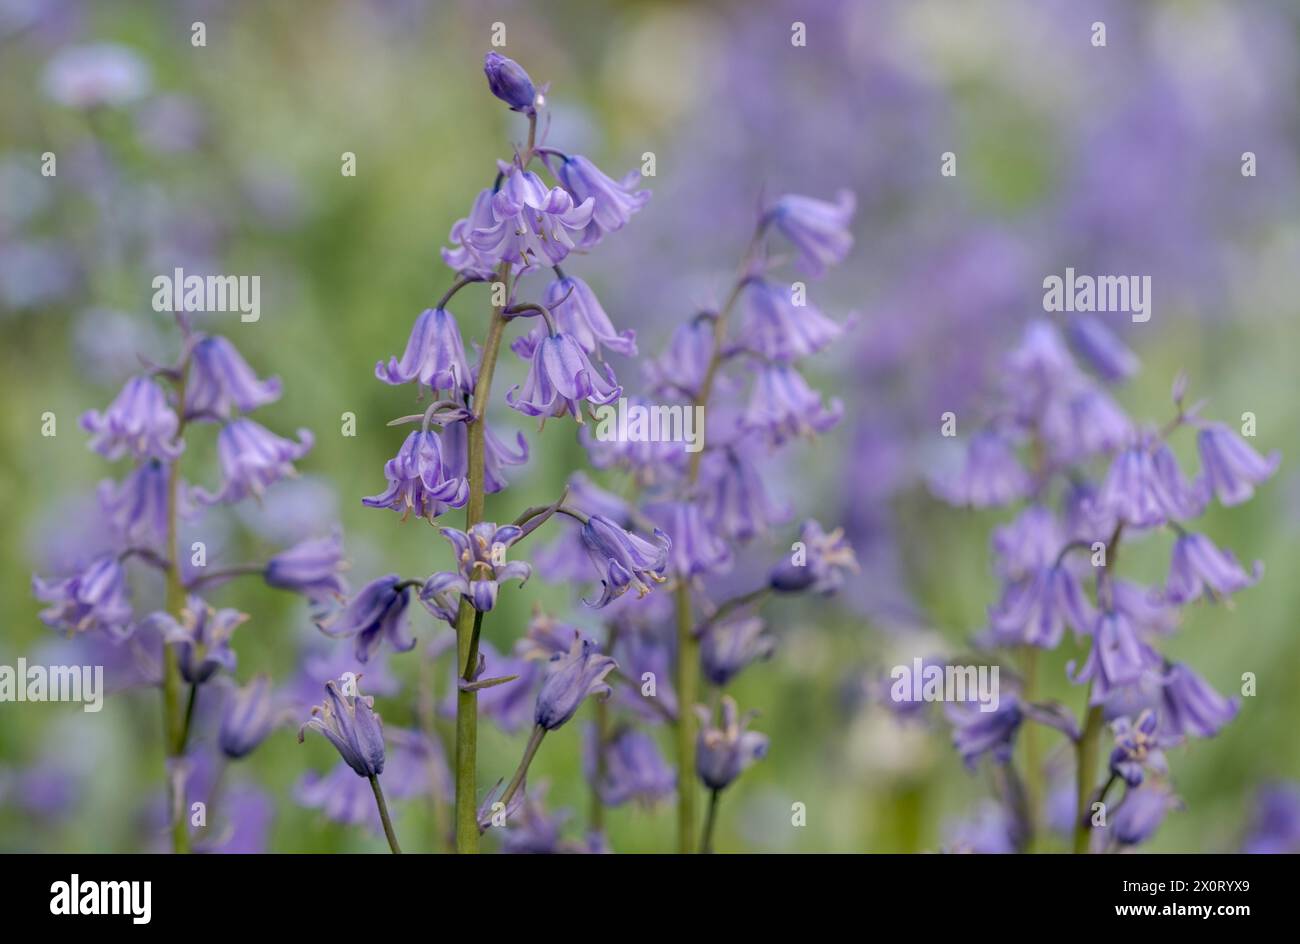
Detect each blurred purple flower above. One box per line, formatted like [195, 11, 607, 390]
[195, 418, 312, 505]
[219, 675, 275, 759]
[317, 575, 413, 663]
[1159, 663, 1239, 739]
[80, 376, 182, 462]
[534, 634, 617, 731]
[184, 334, 281, 421]
[1163, 531, 1261, 605]
[769, 519, 858, 595]
[700, 615, 773, 686]
[265, 531, 348, 602]
[584, 725, 675, 806]
[33, 553, 134, 638]
[742, 362, 842, 445]
[764, 190, 855, 277]
[1197, 422, 1280, 507]
[43, 43, 150, 108]
[162, 596, 247, 684]
[695, 695, 768, 791]
[554, 155, 650, 249]
[374, 307, 473, 395]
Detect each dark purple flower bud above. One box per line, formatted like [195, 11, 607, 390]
[1098, 439, 1207, 528]
[318, 575, 414, 663]
[195, 418, 313, 505]
[1159, 663, 1239, 739]
[534, 634, 617, 730]
[700, 615, 774, 686]
[1108, 710, 1167, 787]
[739, 278, 843, 363]
[424, 521, 530, 615]
[483, 51, 536, 112]
[647, 500, 732, 579]
[1163, 531, 1261, 605]
[298, 677, 386, 778]
[946, 695, 1023, 769]
[439, 417, 528, 496]
[987, 564, 1095, 649]
[97, 459, 180, 551]
[1112, 784, 1178, 846]
[764, 190, 855, 277]
[1066, 315, 1139, 382]
[579, 514, 671, 608]
[220, 675, 275, 759]
[742, 362, 842, 445]
[1197, 422, 1280, 507]
[544, 276, 636, 357]
[1068, 612, 1161, 705]
[555, 155, 650, 249]
[184, 334, 281, 420]
[468, 164, 594, 268]
[32, 553, 134, 638]
[362, 429, 469, 523]
[929, 429, 1031, 509]
[769, 519, 858, 594]
[374, 307, 473, 395]
[507, 331, 621, 421]
[163, 595, 247, 683]
[584, 725, 675, 806]
[265, 531, 348, 601]
[1242, 784, 1300, 854]
[695, 696, 768, 791]
[80, 375, 182, 462]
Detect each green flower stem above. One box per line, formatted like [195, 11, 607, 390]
[163, 367, 191, 854]
[369, 775, 403, 854]
[1073, 697, 1104, 854]
[700, 788, 722, 854]
[501, 724, 547, 809]
[1021, 645, 1041, 844]
[674, 584, 699, 853]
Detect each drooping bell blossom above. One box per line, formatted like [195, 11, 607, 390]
[1196, 422, 1280, 507]
[442, 188, 501, 280]
[700, 615, 774, 686]
[184, 334, 281, 420]
[1108, 711, 1168, 787]
[543, 276, 636, 357]
[467, 163, 594, 268]
[439, 417, 528, 496]
[298, 678, 386, 778]
[1164, 531, 1262, 605]
[584, 725, 676, 806]
[317, 575, 414, 663]
[645, 315, 717, 399]
[739, 278, 843, 362]
[1242, 784, 1300, 854]
[424, 522, 531, 614]
[265, 531, 348, 601]
[1066, 314, 1140, 382]
[946, 695, 1023, 769]
[362, 429, 469, 522]
[741, 362, 843, 445]
[764, 190, 855, 277]
[929, 429, 1031, 509]
[507, 331, 622, 422]
[483, 51, 537, 112]
[769, 519, 859, 595]
[1040, 385, 1133, 464]
[1112, 783, 1178, 846]
[531, 475, 632, 583]
[80, 375, 182, 462]
[987, 564, 1095, 649]
[97, 460, 179, 551]
[374, 307, 473, 395]
[696, 445, 791, 543]
[219, 675, 275, 759]
[534, 634, 617, 731]
[554, 155, 651, 249]
[579, 514, 671, 608]
[1097, 438, 1207, 528]
[195, 418, 313, 505]
[695, 696, 769, 791]
[1159, 663, 1239, 739]
[1111, 579, 1180, 636]
[1001, 320, 1084, 419]
[163, 596, 247, 684]
[991, 504, 1063, 581]
[32, 554, 134, 638]
[1063, 479, 1118, 546]
[1069, 611, 1161, 705]
[647, 500, 732, 579]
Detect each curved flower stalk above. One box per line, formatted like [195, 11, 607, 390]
[921, 325, 1277, 853]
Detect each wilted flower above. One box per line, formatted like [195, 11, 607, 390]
[543, 276, 636, 357]
[298, 678, 386, 778]
[423, 522, 530, 614]
[700, 615, 774, 686]
[265, 531, 348, 601]
[1163, 531, 1261, 605]
[32, 554, 133, 638]
[768, 519, 858, 594]
[163, 596, 247, 684]
[507, 331, 621, 421]
[220, 675, 275, 759]
[764, 190, 855, 277]
[584, 725, 675, 806]
[1159, 663, 1239, 739]
[374, 307, 473, 395]
[1196, 423, 1280, 507]
[483, 51, 537, 112]
[554, 155, 651, 248]
[184, 334, 281, 420]
[579, 514, 671, 607]
[695, 696, 768, 791]
[195, 419, 313, 505]
[80, 375, 182, 462]
[534, 635, 617, 730]
[362, 429, 469, 522]
[317, 575, 414, 663]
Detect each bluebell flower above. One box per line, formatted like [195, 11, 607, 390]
[1112, 783, 1178, 846]
[423, 521, 530, 614]
[515, 608, 593, 661]
[1040, 385, 1133, 463]
[739, 278, 843, 362]
[317, 575, 414, 663]
[695, 696, 768, 791]
[534, 634, 617, 731]
[768, 519, 858, 594]
[374, 307, 473, 395]
[195, 418, 313, 505]
[942, 801, 1019, 854]
[584, 725, 676, 806]
[987, 564, 1095, 649]
[647, 500, 732, 579]
[362, 429, 470, 522]
[467, 163, 594, 268]
[1242, 784, 1300, 854]
[697, 444, 791, 542]
[506, 331, 622, 421]
[32, 553, 134, 638]
[43, 43, 150, 109]
[1163, 531, 1261, 605]
[1069, 611, 1161, 705]
[991, 504, 1063, 581]
[543, 276, 636, 357]
[946, 695, 1023, 769]
[742, 362, 842, 445]
[298, 678, 386, 778]
[442, 188, 500, 280]
[219, 675, 275, 759]
[265, 531, 348, 601]
[1108, 710, 1167, 787]
[1159, 663, 1239, 739]
[700, 615, 774, 686]
[80, 375, 182, 462]
[184, 334, 281, 420]
[1066, 315, 1139, 382]
[1197, 422, 1280, 507]
[483, 51, 537, 112]
[645, 315, 717, 399]
[764, 190, 855, 277]
[96, 459, 179, 551]
[929, 429, 1031, 509]
[163, 596, 247, 683]
[439, 417, 528, 496]
[1098, 438, 1207, 528]
[554, 155, 650, 248]
[579, 514, 671, 608]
